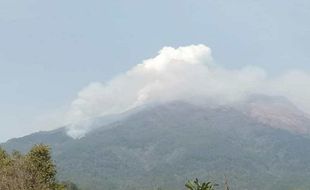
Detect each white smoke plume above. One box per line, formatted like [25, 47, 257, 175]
[64, 44, 310, 138]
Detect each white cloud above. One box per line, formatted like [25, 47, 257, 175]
[64, 44, 310, 138]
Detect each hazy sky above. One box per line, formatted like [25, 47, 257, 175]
[0, 0, 310, 142]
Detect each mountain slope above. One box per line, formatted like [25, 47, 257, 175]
[3, 101, 310, 190]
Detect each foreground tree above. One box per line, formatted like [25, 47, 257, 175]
[0, 144, 68, 190]
[26, 144, 58, 189]
[185, 178, 217, 190]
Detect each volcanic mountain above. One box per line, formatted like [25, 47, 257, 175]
[2, 95, 310, 190]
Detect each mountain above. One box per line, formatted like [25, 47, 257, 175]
[242, 95, 310, 134]
[2, 96, 310, 190]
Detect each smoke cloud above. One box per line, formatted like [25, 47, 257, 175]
[64, 44, 310, 138]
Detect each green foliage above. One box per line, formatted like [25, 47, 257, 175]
[185, 178, 217, 190]
[0, 147, 10, 168]
[0, 145, 74, 190]
[26, 144, 57, 189]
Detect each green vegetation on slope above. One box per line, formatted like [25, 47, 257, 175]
[3, 102, 310, 190]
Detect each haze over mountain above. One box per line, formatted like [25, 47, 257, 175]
[3, 44, 310, 189]
[61, 44, 310, 140]
[3, 94, 310, 190]
[2, 1, 310, 190]
[2, 0, 310, 142]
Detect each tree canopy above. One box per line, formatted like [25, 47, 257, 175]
[0, 144, 76, 190]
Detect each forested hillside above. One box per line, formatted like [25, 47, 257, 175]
[3, 101, 310, 190]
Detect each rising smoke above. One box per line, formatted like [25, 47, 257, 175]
[64, 44, 310, 138]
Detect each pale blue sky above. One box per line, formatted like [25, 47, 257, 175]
[0, 0, 309, 141]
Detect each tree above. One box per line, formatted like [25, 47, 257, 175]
[25, 144, 58, 189]
[0, 147, 10, 168]
[0, 145, 70, 190]
[185, 178, 217, 190]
